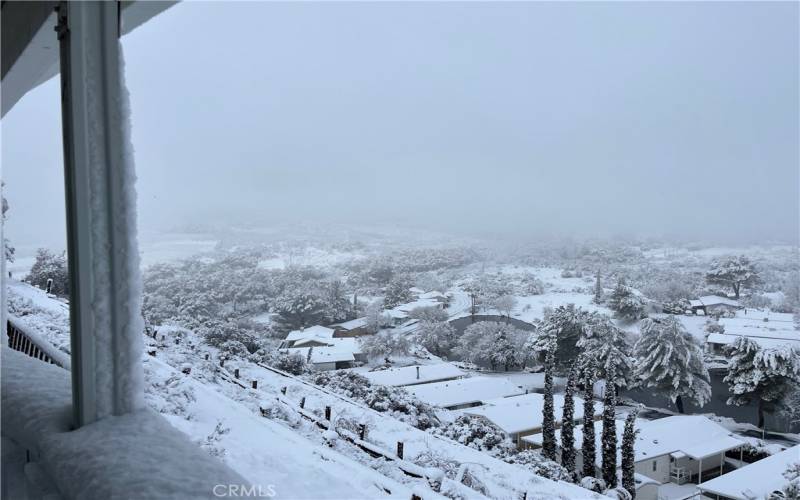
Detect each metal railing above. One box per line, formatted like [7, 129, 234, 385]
[6, 318, 69, 369]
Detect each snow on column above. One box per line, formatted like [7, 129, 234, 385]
[61, 2, 144, 423]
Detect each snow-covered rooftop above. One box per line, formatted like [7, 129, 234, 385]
[691, 295, 741, 308]
[697, 445, 800, 500]
[464, 393, 602, 435]
[362, 363, 464, 387]
[285, 325, 336, 342]
[331, 317, 368, 330]
[523, 415, 745, 462]
[707, 331, 800, 350]
[286, 346, 356, 364]
[406, 376, 524, 408]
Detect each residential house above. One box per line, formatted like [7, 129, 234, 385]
[330, 317, 371, 338]
[406, 376, 524, 410]
[523, 415, 745, 490]
[465, 393, 602, 448]
[362, 363, 464, 387]
[705, 315, 800, 354]
[697, 445, 800, 500]
[689, 296, 742, 316]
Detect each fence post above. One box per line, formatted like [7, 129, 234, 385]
[359, 424, 366, 441]
[324, 406, 331, 421]
[234, 369, 240, 379]
[300, 397, 306, 409]
[281, 386, 287, 395]
[205, 353, 209, 361]
[397, 441, 404, 460]
[252, 380, 258, 389]
[220, 359, 225, 367]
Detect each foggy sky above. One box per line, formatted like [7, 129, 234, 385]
[2, 1, 798, 252]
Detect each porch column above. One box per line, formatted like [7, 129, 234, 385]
[698, 457, 703, 483]
[57, 0, 144, 427]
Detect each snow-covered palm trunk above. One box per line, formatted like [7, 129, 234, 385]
[601, 367, 618, 488]
[621, 408, 639, 499]
[560, 365, 577, 477]
[582, 373, 597, 480]
[541, 350, 557, 461]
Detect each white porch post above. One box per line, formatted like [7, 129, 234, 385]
[698, 457, 703, 483]
[57, 0, 144, 427]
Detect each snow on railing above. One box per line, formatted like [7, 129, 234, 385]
[6, 316, 71, 369]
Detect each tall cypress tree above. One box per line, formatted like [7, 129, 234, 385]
[582, 371, 597, 479]
[601, 364, 619, 488]
[621, 407, 640, 499]
[593, 270, 604, 304]
[541, 349, 557, 461]
[561, 364, 578, 477]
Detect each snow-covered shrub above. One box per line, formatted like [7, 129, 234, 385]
[775, 462, 800, 500]
[26, 248, 69, 296]
[579, 476, 606, 493]
[199, 420, 230, 458]
[704, 318, 725, 335]
[145, 373, 197, 420]
[504, 450, 572, 482]
[308, 371, 440, 430]
[219, 339, 249, 359]
[414, 449, 462, 479]
[605, 486, 633, 500]
[434, 415, 515, 458]
[662, 298, 690, 315]
[272, 352, 309, 375]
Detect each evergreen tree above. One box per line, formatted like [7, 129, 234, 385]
[724, 337, 800, 428]
[601, 364, 618, 488]
[26, 248, 69, 296]
[582, 371, 597, 480]
[542, 349, 557, 461]
[607, 279, 646, 321]
[577, 313, 633, 390]
[525, 304, 592, 369]
[560, 364, 578, 477]
[593, 270, 604, 304]
[632, 317, 711, 413]
[383, 275, 413, 308]
[706, 255, 761, 299]
[621, 407, 640, 499]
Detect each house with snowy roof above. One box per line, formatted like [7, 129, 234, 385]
[523, 415, 745, 491]
[705, 315, 800, 354]
[464, 392, 602, 448]
[281, 325, 337, 348]
[697, 444, 800, 500]
[286, 346, 356, 371]
[689, 295, 742, 316]
[330, 317, 370, 337]
[406, 376, 524, 410]
[362, 363, 464, 387]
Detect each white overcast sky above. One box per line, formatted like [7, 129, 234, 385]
[2, 1, 798, 252]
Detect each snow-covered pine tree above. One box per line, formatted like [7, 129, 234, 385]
[705, 255, 761, 299]
[560, 364, 578, 477]
[577, 313, 633, 391]
[724, 336, 800, 428]
[594, 270, 603, 304]
[601, 364, 618, 488]
[542, 349, 557, 461]
[632, 317, 711, 413]
[621, 407, 640, 499]
[582, 370, 597, 480]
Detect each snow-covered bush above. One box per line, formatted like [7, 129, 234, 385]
[414, 449, 462, 479]
[434, 415, 515, 458]
[504, 450, 572, 482]
[308, 371, 440, 430]
[272, 351, 309, 375]
[359, 331, 411, 360]
[26, 248, 69, 296]
[199, 420, 230, 459]
[145, 372, 197, 420]
[579, 476, 607, 493]
[662, 298, 690, 315]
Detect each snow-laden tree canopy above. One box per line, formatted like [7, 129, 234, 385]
[632, 316, 711, 411]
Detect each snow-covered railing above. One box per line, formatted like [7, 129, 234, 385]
[6, 316, 71, 369]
